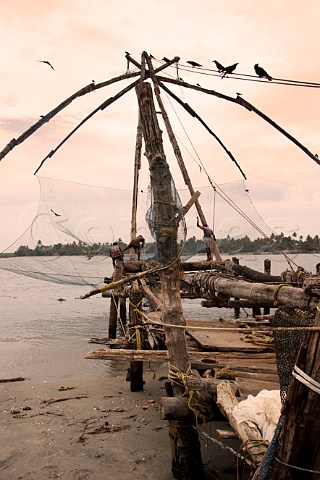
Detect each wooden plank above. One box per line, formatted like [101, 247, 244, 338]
[187, 329, 272, 352]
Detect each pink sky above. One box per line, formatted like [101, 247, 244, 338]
[0, 0, 319, 251]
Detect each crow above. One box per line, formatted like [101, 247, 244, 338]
[162, 57, 171, 62]
[213, 60, 225, 72]
[221, 63, 239, 78]
[254, 63, 272, 81]
[187, 60, 202, 67]
[38, 60, 55, 70]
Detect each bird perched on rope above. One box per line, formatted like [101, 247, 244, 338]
[213, 60, 225, 72]
[37, 60, 55, 70]
[187, 60, 202, 67]
[254, 63, 272, 81]
[221, 63, 238, 78]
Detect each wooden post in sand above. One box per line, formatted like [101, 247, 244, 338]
[108, 260, 123, 338]
[128, 280, 144, 391]
[136, 71, 204, 479]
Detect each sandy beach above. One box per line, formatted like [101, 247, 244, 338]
[0, 362, 247, 480]
[1, 365, 174, 480]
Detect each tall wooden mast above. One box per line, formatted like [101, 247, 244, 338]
[136, 77, 205, 479]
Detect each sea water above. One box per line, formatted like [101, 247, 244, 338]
[0, 253, 319, 380]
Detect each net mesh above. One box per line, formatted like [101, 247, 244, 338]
[0, 176, 277, 285]
[272, 306, 316, 403]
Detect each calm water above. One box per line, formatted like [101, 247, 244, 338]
[0, 253, 319, 380]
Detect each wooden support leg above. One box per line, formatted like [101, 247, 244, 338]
[129, 281, 144, 392]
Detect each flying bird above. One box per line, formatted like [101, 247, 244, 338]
[186, 60, 202, 67]
[51, 209, 61, 217]
[162, 57, 170, 62]
[213, 60, 225, 72]
[254, 63, 272, 81]
[37, 60, 55, 70]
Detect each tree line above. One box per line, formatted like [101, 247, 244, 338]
[1, 232, 319, 258]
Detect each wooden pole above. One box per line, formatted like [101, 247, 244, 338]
[144, 53, 222, 262]
[269, 309, 320, 479]
[108, 261, 123, 338]
[128, 280, 144, 391]
[129, 115, 143, 260]
[232, 257, 240, 318]
[136, 73, 205, 479]
[264, 259, 271, 315]
[191, 272, 319, 308]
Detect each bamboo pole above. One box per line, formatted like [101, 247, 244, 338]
[157, 76, 320, 167]
[130, 115, 143, 260]
[144, 53, 222, 262]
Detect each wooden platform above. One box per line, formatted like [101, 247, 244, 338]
[85, 313, 279, 397]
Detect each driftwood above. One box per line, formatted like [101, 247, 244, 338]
[216, 381, 265, 465]
[0, 377, 25, 383]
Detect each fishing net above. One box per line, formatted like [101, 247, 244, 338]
[256, 306, 316, 479]
[0, 175, 278, 285]
[0, 176, 152, 286]
[272, 306, 316, 403]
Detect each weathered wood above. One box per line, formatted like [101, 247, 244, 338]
[145, 53, 221, 263]
[123, 259, 225, 273]
[130, 115, 142, 246]
[84, 348, 277, 368]
[186, 377, 239, 397]
[108, 262, 124, 338]
[139, 278, 163, 311]
[128, 280, 144, 392]
[226, 259, 281, 283]
[136, 72, 204, 478]
[216, 381, 265, 465]
[192, 272, 320, 308]
[160, 396, 219, 421]
[269, 309, 320, 479]
[264, 259, 271, 315]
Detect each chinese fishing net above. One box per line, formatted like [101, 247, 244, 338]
[0, 175, 277, 286]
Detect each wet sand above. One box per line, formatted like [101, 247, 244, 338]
[1, 367, 174, 480]
[0, 364, 245, 480]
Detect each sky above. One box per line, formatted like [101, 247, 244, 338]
[0, 0, 319, 252]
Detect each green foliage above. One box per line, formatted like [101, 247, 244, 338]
[1, 232, 320, 258]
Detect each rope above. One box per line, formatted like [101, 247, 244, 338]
[214, 366, 236, 379]
[168, 364, 214, 423]
[274, 457, 320, 475]
[139, 310, 320, 333]
[273, 283, 291, 307]
[292, 365, 320, 395]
